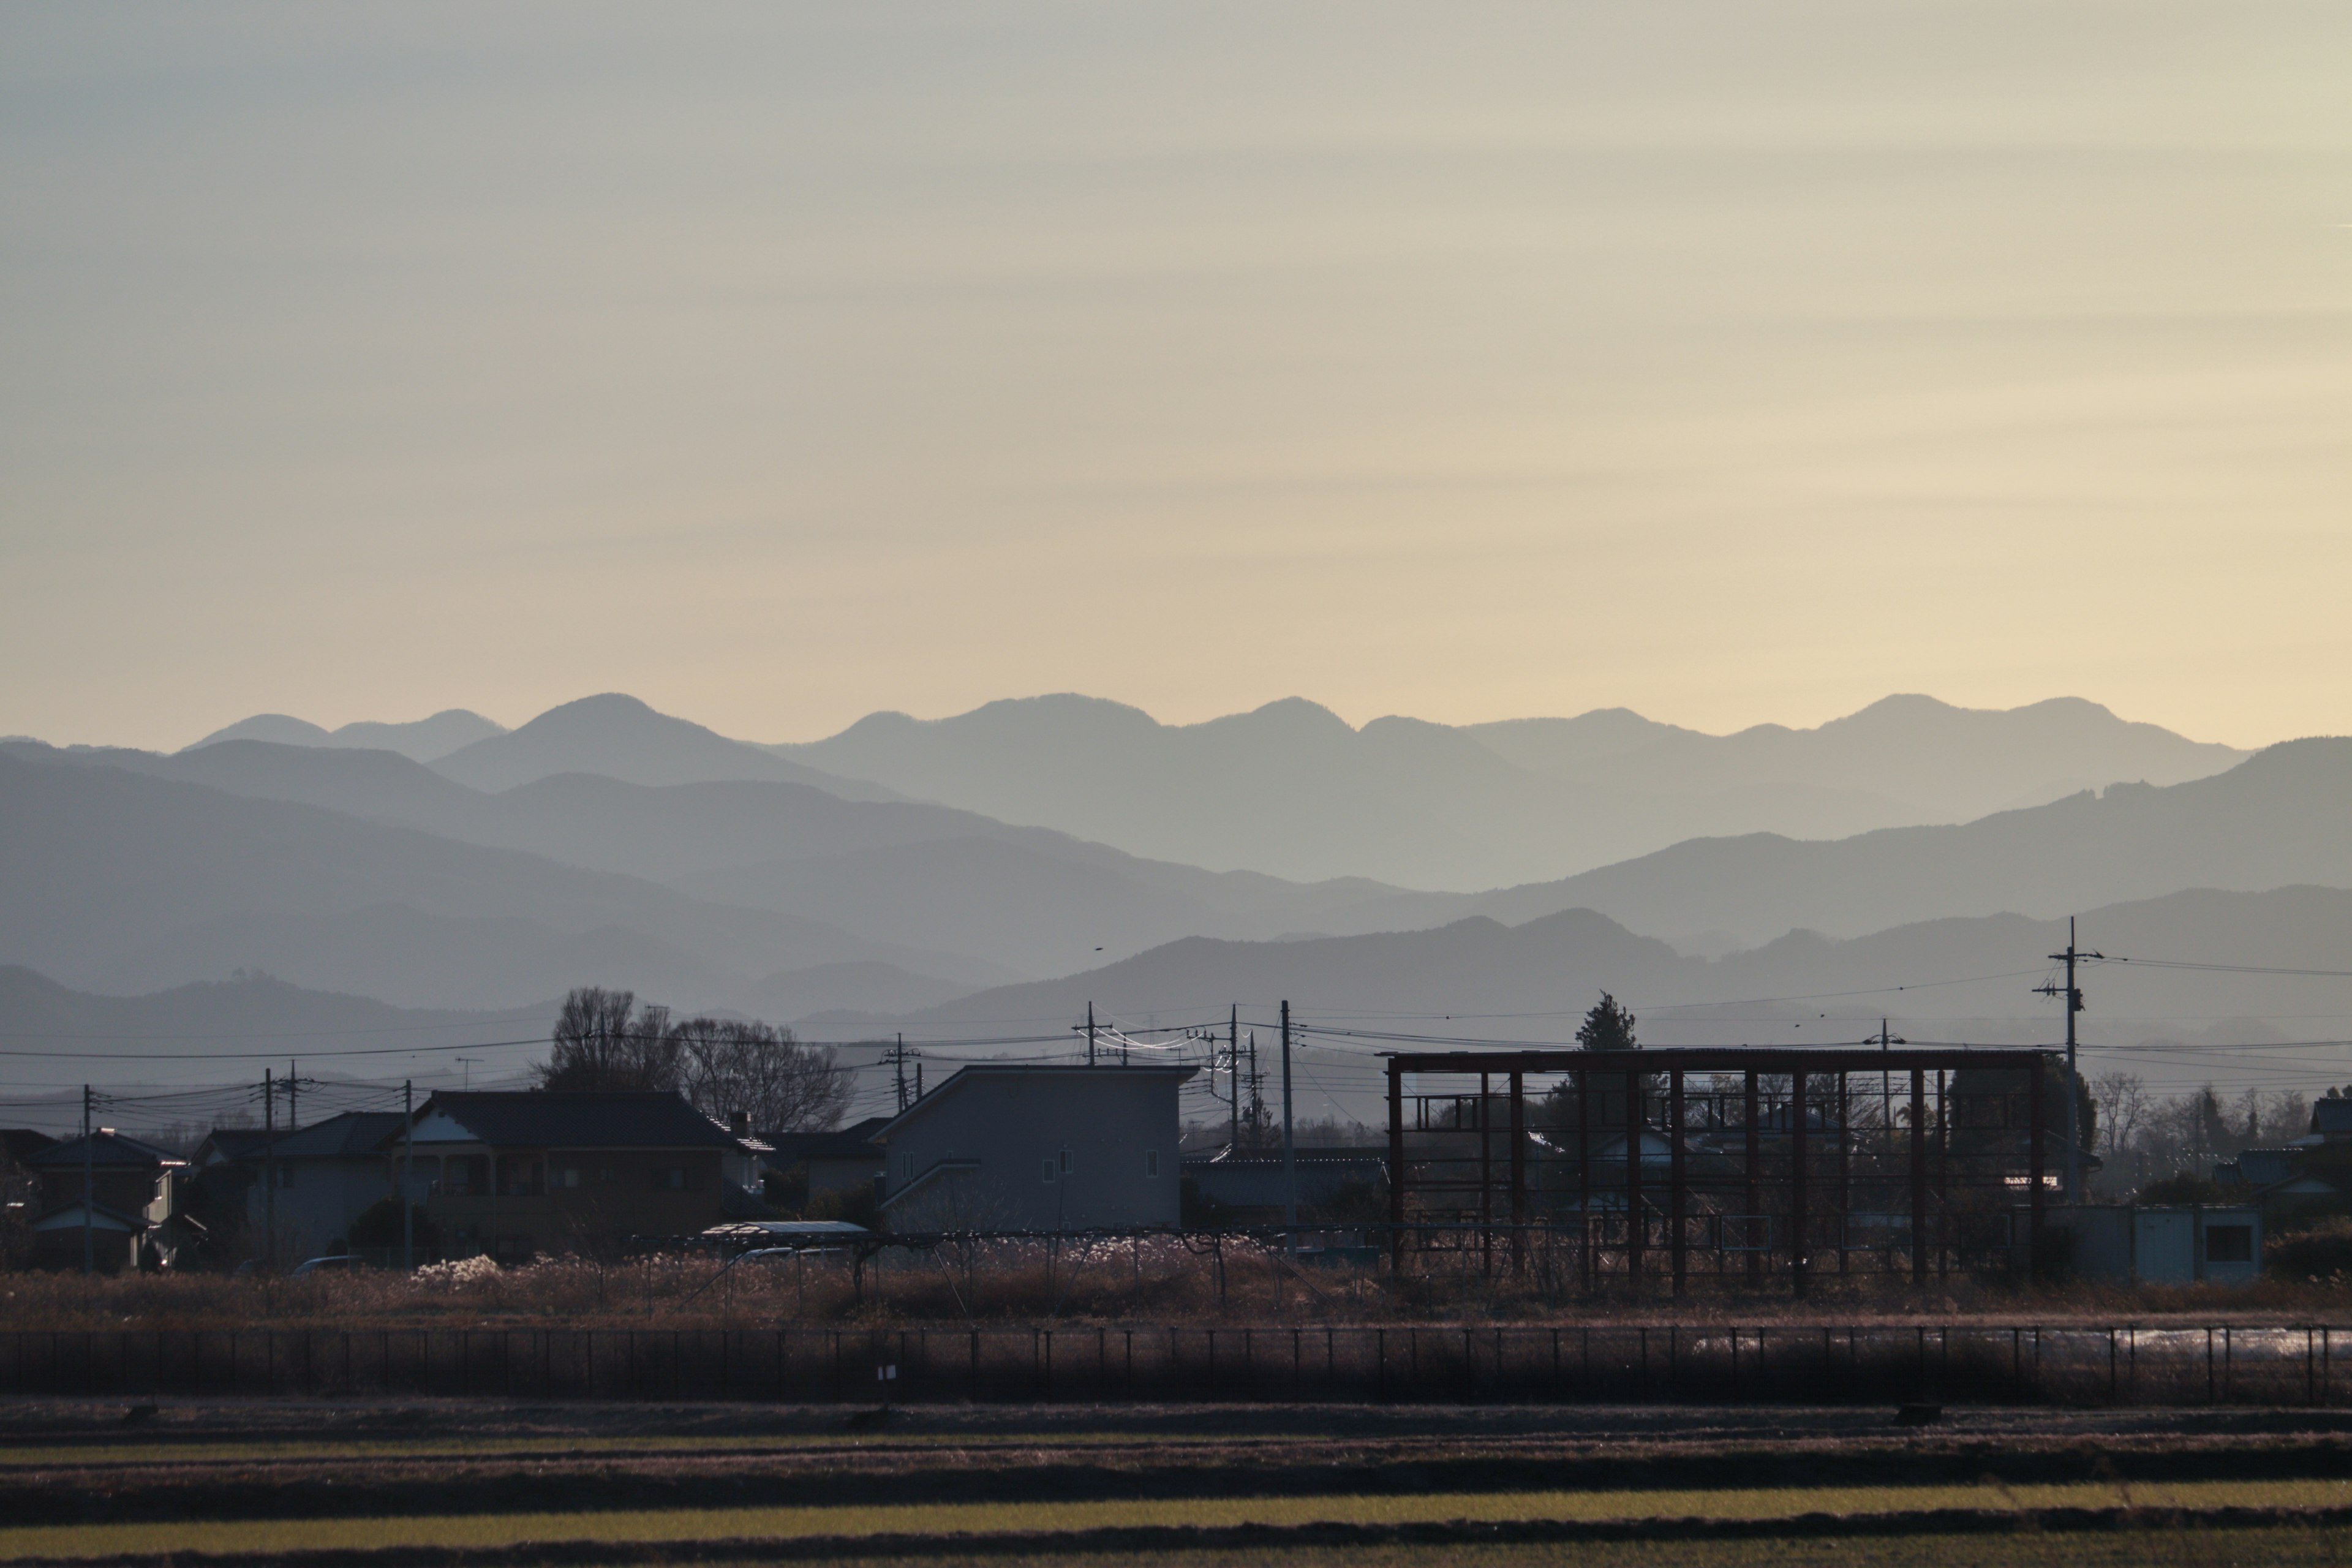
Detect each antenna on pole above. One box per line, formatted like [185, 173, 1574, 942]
[1280, 1000, 1296, 1255]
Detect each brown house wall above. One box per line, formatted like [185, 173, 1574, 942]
[426, 1148, 728, 1259]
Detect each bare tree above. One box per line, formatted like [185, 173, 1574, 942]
[671, 1016, 849, 1134]
[537, 988, 680, 1093]
[2090, 1071, 2146, 1156]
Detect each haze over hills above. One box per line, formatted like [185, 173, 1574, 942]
[191, 709, 506, 764]
[1332, 738, 2352, 949]
[428, 694, 900, 801]
[777, 693, 2246, 889]
[0, 965, 548, 1096]
[873, 886, 2352, 1107]
[12, 737, 1406, 979]
[2, 692, 2339, 1069]
[0, 748, 1006, 1014]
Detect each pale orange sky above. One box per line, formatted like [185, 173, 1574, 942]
[3, 3, 2348, 752]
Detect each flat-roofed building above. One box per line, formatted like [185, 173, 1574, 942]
[874, 1066, 1193, 1232]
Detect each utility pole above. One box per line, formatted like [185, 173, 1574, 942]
[401, 1079, 415, 1272]
[884, 1036, 913, 1114]
[1229, 1005, 1240, 1152]
[2034, 917, 2101, 1202]
[263, 1067, 277, 1272]
[1872, 1019, 1904, 1150]
[1086, 1003, 1097, 1068]
[287, 1060, 298, 1132]
[1280, 1000, 1296, 1254]
[81, 1085, 93, 1276]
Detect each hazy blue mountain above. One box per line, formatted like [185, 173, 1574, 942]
[1464, 695, 2244, 823]
[0, 750, 1001, 1012]
[876, 886, 2352, 1103]
[191, 708, 505, 763]
[431, 694, 896, 799]
[0, 964, 551, 1098]
[9, 737, 1408, 978]
[777, 693, 2244, 889]
[739, 960, 979, 1023]
[1331, 738, 2352, 949]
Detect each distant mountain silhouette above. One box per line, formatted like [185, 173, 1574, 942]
[1330, 737, 2352, 948]
[0, 750, 1001, 1011]
[192, 709, 505, 763]
[20, 738, 1406, 977]
[880, 886, 2352, 1101]
[0, 964, 551, 1096]
[429, 694, 897, 799]
[777, 693, 2243, 889]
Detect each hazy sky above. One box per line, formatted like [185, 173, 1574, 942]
[4, 2, 2347, 751]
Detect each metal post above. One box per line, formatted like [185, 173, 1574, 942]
[1624, 1066, 1643, 1288]
[80, 1087, 93, 1276]
[1509, 1067, 1526, 1274]
[1744, 1070, 1760, 1285]
[1280, 1000, 1296, 1254]
[1909, 1068, 1928, 1284]
[1936, 1069, 1950, 1280]
[1836, 1072, 1850, 1275]
[263, 1068, 277, 1272]
[1577, 1071, 1592, 1289]
[1386, 1058, 1405, 1275]
[2029, 1052, 2047, 1278]
[1790, 1069, 1809, 1298]
[401, 1080, 415, 1272]
[1479, 1070, 1493, 1277]
[1668, 1069, 1687, 1298]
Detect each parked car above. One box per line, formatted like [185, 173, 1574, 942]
[290, 1254, 361, 1278]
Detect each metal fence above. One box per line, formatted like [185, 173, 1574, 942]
[5, 1322, 2348, 1406]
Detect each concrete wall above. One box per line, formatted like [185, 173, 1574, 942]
[880, 1069, 1185, 1232]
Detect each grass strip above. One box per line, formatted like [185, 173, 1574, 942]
[1, 1479, 2348, 1562]
[6, 1510, 2352, 1568]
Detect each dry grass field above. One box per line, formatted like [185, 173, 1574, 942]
[4, 1241, 2348, 1335]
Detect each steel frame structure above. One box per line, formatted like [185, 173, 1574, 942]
[1384, 1048, 2051, 1296]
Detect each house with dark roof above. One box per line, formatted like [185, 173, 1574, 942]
[231, 1112, 412, 1265]
[760, 1116, 888, 1207]
[26, 1131, 187, 1272]
[389, 1091, 764, 1261]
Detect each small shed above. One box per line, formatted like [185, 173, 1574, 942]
[2045, 1203, 2263, 1286]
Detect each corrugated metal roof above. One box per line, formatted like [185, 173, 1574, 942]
[410, 1091, 742, 1151]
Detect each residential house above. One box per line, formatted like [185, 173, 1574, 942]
[761, 1116, 888, 1210]
[875, 1065, 1193, 1232]
[237, 1112, 412, 1264]
[391, 1091, 761, 1261]
[26, 1131, 189, 1272]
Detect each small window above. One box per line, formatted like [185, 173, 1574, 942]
[899, 1153, 913, 1180]
[598, 1167, 617, 1185]
[1041, 1159, 1056, 1183]
[1144, 1150, 1160, 1178]
[557, 1167, 581, 1189]
[2206, 1224, 2253, 1264]
[1058, 1148, 1072, 1175]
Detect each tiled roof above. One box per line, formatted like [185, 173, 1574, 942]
[1, 1128, 56, 1166]
[257, 1112, 409, 1161]
[763, 1117, 889, 1166]
[407, 1091, 743, 1152]
[29, 1131, 182, 1170]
